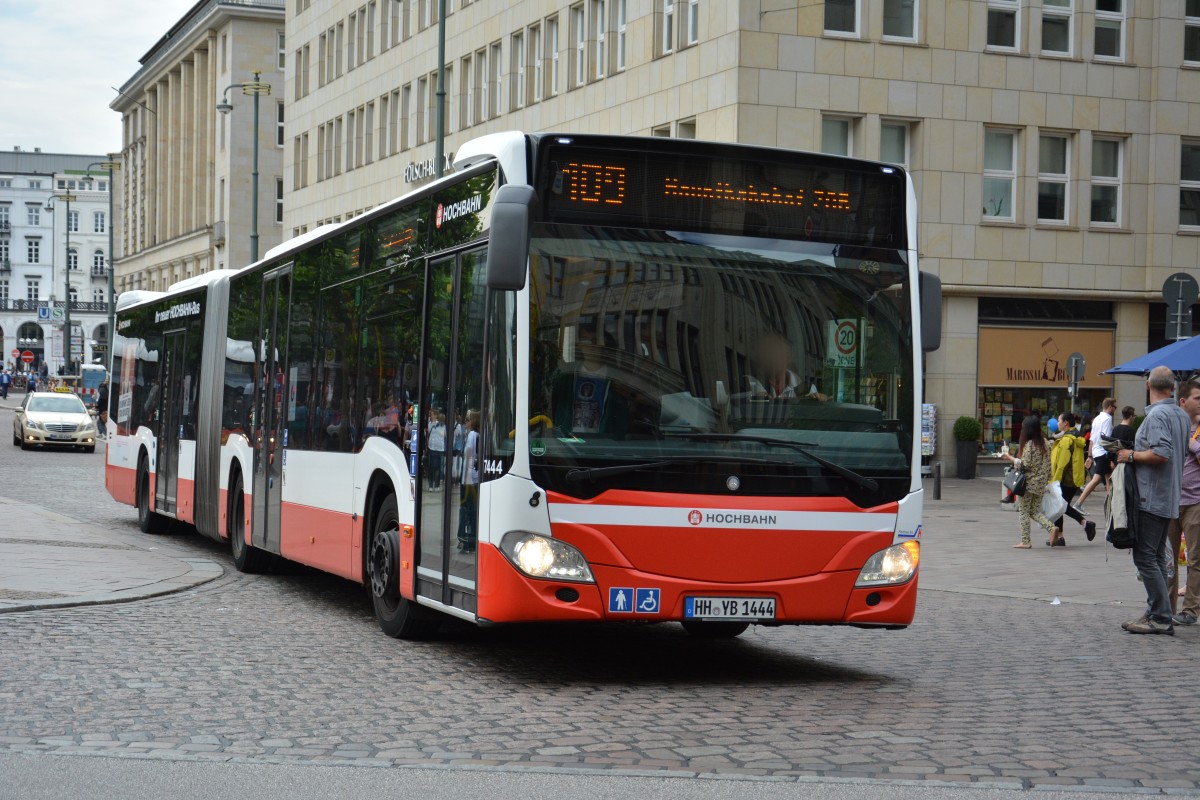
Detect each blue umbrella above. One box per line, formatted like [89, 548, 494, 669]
[1104, 336, 1200, 375]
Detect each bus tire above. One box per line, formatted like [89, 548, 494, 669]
[680, 621, 750, 639]
[136, 455, 169, 534]
[368, 493, 438, 640]
[228, 474, 270, 573]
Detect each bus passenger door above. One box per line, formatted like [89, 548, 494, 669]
[252, 266, 292, 555]
[154, 329, 187, 515]
[418, 249, 486, 614]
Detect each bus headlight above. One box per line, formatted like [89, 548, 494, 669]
[855, 541, 920, 587]
[500, 532, 595, 583]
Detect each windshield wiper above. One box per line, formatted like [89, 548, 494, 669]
[664, 433, 878, 491]
[565, 460, 675, 483]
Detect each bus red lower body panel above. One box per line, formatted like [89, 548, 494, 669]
[476, 544, 918, 626]
[107, 462, 136, 507]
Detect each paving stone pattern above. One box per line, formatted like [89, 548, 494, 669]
[1, 415, 1197, 790]
[0, 566, 1196, 790]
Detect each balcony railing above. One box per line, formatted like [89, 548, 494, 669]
[0, 299, 108, 312]
[91, 266, 110, 277]
[0, 259, 9, 273]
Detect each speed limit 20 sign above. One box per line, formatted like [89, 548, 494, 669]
[826, 319, 861, 368]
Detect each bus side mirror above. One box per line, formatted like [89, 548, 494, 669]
[487, 184, 537, 291]
[919, 271, 942, 352]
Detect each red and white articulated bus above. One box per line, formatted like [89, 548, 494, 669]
[105, 132, 942, 639]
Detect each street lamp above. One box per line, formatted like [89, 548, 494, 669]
[83, 157, 121, 365]
[217, 70, 271, 263]
[44, 192, 77, 374]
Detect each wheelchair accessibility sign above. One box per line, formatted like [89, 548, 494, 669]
[608, 587, 661, 615]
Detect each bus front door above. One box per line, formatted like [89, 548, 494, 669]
[417, 249, 486, 615]
[154, 329, 187, 515]
[252, 266, 292, 556]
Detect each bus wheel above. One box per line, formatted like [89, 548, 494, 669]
[136, 456, 168, 534]
[680, 621, 750, 639]
[229, 474, 270, 573]
[368, 493, 438, 640]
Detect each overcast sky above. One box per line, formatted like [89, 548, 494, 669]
[0, 1, 193, 156]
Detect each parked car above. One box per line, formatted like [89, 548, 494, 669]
[12, 391, 99, 453]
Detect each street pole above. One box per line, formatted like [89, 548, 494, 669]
[217, 72, 271, 265]
[85, 159, 121, 368]
[64, 193, 71, 375]
[435, 0, 446, 178]
[251, 75, 260, 263]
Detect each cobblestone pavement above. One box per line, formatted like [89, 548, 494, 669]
[0, 408, 1197, 792]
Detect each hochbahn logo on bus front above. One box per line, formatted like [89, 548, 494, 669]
[435, 194, 483, 229]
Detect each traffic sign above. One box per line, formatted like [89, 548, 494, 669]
[21, 350, 34, 364]
[1163, 272, 1199, 340]
[9, 348, 17, 359]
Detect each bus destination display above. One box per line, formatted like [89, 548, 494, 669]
[541, 146, 906, 248]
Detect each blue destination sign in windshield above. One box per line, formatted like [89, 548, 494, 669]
[538, 143, 907, 249]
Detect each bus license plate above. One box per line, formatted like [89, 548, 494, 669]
[685, 597, 776, 620]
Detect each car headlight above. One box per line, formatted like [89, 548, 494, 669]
[25, 420, 43, 431]
[499, 531, 595, 583]
[855, 541, 920, 587]
[79, 420, 95, 432]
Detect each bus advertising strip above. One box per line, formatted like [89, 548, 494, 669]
[103, 132, 939, 642]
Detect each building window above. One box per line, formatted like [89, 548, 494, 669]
[1181, 140, 1200, 227]
[821, 117, 854, 156]
[572, 4, 586, 87]
[0, 281, 8, 303]
[616, 0, 627, 69]
[880, 121, 910, 167]
[68, 248, 79, 271]
[94, 211, 106, 233]
[825, 0, 858, 36]
[416, 78, 427, 143]
[676, 118, 696, 139]
[1041, 0, 1071, 55]
[883, 0, 917, 40]
[530, 26, 543, 103]
[276, 178, 284, 223]
[401, 84, 411, 150]
[29, 179, 42, 190]
[1090, 138, 1121, 225]
[0, 205, 8, 226]
[651, 124, 671, 137]
[27, 279, 39, 302]
[277, 31, 286, 69]
[547, 16, 560, 95]
[94, 288, 105, 303]
[93, 250, 105, 271]
[474, 49, 487, 123]
[27, 239, 40, 264]
[513, 31, 526, 109]
[0, 179, 9, 188]
[27, 205, 39, 226]
[1037, 134, 1070, 223]
[983, 129, 1016, 221]
[69, 287, 78, 303]
[489, 41, 503, 117]
[592, 0, 607, 79]
[276, 101, 285, 147]
[1187, 0, 1200, 64]
[0, 240, 7, 263]
[662, 0, 674, 54]
[1094, 0, 1124, 59]
[67, 210, 79, 232]
[686, 0, 699, 44]
[987, 0, 1019, 51]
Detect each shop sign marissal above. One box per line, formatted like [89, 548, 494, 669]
[977, 328, 1114, 388]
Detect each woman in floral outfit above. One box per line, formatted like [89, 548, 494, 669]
[1002, 415, 1059, 549]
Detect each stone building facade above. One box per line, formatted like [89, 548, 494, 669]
[111, 0, 286, 295]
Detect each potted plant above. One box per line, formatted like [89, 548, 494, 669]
[953, 416, 983, 479]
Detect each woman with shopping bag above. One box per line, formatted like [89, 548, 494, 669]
[1049, 412, 1098, 545]
[1001, 416, 1059, 549]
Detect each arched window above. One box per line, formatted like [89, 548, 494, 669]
[68, 287, 78, 302]
[93, 249, 105, 271]
[68, 248, 78, 271]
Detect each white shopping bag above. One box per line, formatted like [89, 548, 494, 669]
[1041, 480, 1067, 522]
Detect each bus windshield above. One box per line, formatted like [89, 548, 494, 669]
[527, 224, 914, 506]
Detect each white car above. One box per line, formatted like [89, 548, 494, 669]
[12, 391, 99, 453]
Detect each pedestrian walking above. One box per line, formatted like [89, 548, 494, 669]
[95, 380, 110, 437]
[26, 373, 36, 393]
[1116, 366, 1196, 636]
[1002, 415, 1058, 549]
[1049, 412, 1097, 544]
[1075, 398, 1117, 510]
[1167, 384, 1200, 624]
[456, 409, 480, 553]
[0, 368, 10, 399]
[427, 409, 446, 489]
